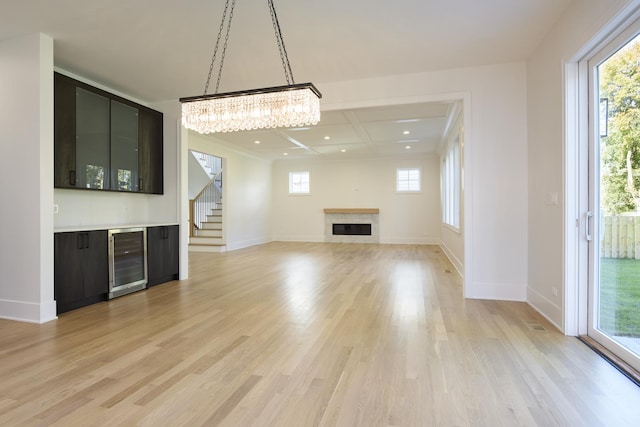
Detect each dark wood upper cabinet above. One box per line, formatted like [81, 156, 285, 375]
[54, 73, 77, 188]
[138, 108, 164, 194]
[53, 72, 163, 194]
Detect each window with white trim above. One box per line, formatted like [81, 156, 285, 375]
[396, 168, 421, 192]
[289, 171, 310, 194]
[442, 135, 461, 229]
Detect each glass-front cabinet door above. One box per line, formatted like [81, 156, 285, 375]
[75, 87, 109, 190]
[110, 100, 139, 192]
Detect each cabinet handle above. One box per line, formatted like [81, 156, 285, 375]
[70, 170, 76, 186]
[77, 233, 89, 249]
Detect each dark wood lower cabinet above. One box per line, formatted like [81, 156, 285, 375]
[147, 225, 179, 287]
[54, 230, 109, 314]
[55, 225, 179, 314]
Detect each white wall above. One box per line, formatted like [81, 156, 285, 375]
[527, 0, 637, 330]
[319, 62, 528, 301]
[0, 34, 56, 323]
[188, 134, 273, 250]
[272, 155, 441, 244]
[188, 151, 211, 199]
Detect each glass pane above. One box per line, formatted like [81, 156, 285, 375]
[397, 168, 420, 191]
[289, 172, 309, 193]
[76, 87, 109, 189]
[112, 231, 145, 287]
[111, 100, 139, 191]
[597, 34, 640, 356]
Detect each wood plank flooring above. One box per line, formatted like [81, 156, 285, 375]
[1, 242, 640, 426]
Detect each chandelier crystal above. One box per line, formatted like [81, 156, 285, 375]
[180, 0, 321, 134]
[181, 83, 321, 134]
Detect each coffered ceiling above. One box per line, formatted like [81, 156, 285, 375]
[0, 0, 571, 159]
[212, 101, 460, 160]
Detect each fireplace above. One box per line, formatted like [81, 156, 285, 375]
[332, 223, 372, 236]
[324, 208, 379, 243]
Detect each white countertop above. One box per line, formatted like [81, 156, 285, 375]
[54, 223, 179, 233]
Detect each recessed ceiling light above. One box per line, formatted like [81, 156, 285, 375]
[405, 146, 411, 149]
[324, 136, 330, 140]
[403, 130, 411, 135]
[341, 149, 346, 153]
[283, 152, 288, 156]
[254, 140, 261, 144]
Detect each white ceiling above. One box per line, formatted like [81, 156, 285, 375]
[1, 0, 571, 160]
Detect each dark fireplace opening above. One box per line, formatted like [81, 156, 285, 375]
[332, 223, 372, 236]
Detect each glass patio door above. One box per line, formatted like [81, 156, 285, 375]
[588, 24, 640, 373]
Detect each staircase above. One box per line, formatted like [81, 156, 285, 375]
[189, 206, 226, 252]
[189, 151, 226, 252]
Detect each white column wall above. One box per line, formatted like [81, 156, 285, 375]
[527, 0, 637, 331]
[149, 99, 185, 280]
[0, 34, 56, 323]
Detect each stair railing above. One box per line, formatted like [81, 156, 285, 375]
[189, 171, 223, 237]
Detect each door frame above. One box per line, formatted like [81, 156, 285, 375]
[565, 4, 640, 341]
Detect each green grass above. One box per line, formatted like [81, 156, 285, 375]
[599, 258, 640, 337]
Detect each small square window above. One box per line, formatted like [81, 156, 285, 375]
[396, 168, 421, 192]
[289, 171, 310, 194]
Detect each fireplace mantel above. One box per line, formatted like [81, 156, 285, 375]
[323, 208, 379, 214]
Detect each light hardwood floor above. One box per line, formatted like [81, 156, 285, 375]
[1, 242, 640, 426]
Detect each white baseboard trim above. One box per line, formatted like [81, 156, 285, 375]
[527, 286, 563, 333]
[467, 281, 527, 302]
[439, 243, 463, 277]
[0, 299, 57, 324]
[226, 236, 273, 251]
[272, 235, 324, 243]
[380, 237, 441, 245]
[273, 235, 442, 245]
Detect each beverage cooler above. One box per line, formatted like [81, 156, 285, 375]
[108, 227, 147, 299]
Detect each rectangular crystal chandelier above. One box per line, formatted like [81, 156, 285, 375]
[180, 83, 321, 134]
[179, 0, 321, 135]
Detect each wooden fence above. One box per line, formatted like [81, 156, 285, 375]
[601, 215, 640, 259]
